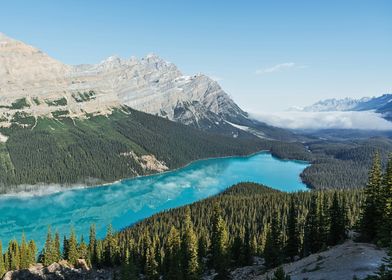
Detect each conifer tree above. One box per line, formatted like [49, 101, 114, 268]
[145, 241, 159, 280]
[7, 239, 20, 270]
[242, 225, 252, 266]
[197, 228, 208, 263]
[328, 192, 346, 245]
[182, 207, 199, 280]
[62, 236, 69, 260]
[27, 240, 37, 265]
[0, 241, 5, 277]
[303, 195, 320, 256]
[379, 154, 392, 245]
[264, 217, 282, 268]
[165, 226, 182, 279]
[231, 235, 243, 265]
[317, 193, 329, 248]
[104, 224, 118, 266]
[360, 152, 383, 242]
[20, 233, 29, 269]
[67, 227, 79, 266]
[78, 236, 89, 262]
[211, 204, 229, 278]
[285, 199, 299, 261]
[4, 249, 9, 272]
[42, 227, 54, 266]
[54, 231, 61, 262]
[88, 224, 97, 265]
[120, 250, 138, 280]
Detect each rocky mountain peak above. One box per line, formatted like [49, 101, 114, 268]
[0, 33, 284, 140]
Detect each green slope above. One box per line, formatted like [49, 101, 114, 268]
[0, 107, 265, 190]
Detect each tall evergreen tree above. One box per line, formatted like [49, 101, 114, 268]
[88, 224, 97, 265]
[211, 204, 229, 279]
[242, 225, 253, 266]
[78, 236, 89, 262]
[19, 233, 29, 269]
[104, 224, 118, 266]
[303, 195, 320, 256]
[360, 152, 383, 242]
[285, 199, 299, 261]
[379, 154, 392, 246]
[67, 227, 79, 266]
[145, 241, 159, 280]
[264, 217, 283, 268]
[54, 231, 61, 262]
[328, 192, 346, 245]
[42, 227, 54, 266]
[120, 250, 138, 280]
[182, 207, 199, 280]
[27, 240, 37, 265]
[0, 241, 5, 277]
[165, 226, 182, 279]
[7, 239, 20, 270]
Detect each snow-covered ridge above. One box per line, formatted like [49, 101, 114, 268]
[301, 94, 392, 112]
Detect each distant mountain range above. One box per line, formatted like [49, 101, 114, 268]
[0, 32, 296, 141]
[302, 94, 392, 120]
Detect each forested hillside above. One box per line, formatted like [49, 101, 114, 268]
[301, 138, 392, 189]
[0, 182, 364, 279]
[1, 104, 391, 192]
[0, 107, 265, 192]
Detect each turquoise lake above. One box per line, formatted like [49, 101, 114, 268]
[0, 152, 309, 248]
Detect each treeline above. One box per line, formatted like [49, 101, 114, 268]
[0, 235, 37, 276]
[0, 183, 364, 279]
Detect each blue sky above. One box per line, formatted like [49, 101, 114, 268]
[1, 0, 391, 111]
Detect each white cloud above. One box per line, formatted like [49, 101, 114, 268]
[256, 62, 296, 75]
[249, 111, 392, 131]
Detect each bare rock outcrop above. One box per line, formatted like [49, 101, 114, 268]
[2, 260, 113, 280]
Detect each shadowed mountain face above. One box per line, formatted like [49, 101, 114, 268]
[0, 32, 297, 141]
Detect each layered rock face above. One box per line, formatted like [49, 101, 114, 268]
[0, 33, 247, 133]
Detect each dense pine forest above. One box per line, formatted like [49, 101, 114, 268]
[1, 105, 392, 193]
[2, 150, 392, 279]
[0, 107, 265, 191]
[0, 182, 364, 279]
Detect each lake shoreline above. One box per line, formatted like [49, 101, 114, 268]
[0, 149, 311, 197]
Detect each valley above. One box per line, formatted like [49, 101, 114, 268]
[0, 152, 308, 250]
[0, 23, 391, 280]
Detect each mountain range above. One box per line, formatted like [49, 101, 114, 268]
[0, 33, 295, 141]
[302, 94, 392, 120]
[0, 33, 301, 190]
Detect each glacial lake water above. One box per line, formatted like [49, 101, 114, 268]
[0, 152, 309, 248]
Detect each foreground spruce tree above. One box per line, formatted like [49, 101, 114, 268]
[0, 241, 5, 277]
[303, 195, 320, 256]
[211, 204, 230, 279]
[165, 226, 182, 279]
[360, 152, 383, 242]
[264, 216, 283, 268]
[285, 199, 299, 261]
[328, 192, 346, 245]
[182, 207, 199, 280]
[67, 228, 79, 266]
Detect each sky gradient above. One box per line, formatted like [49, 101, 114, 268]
[1, 0, 391, 112]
